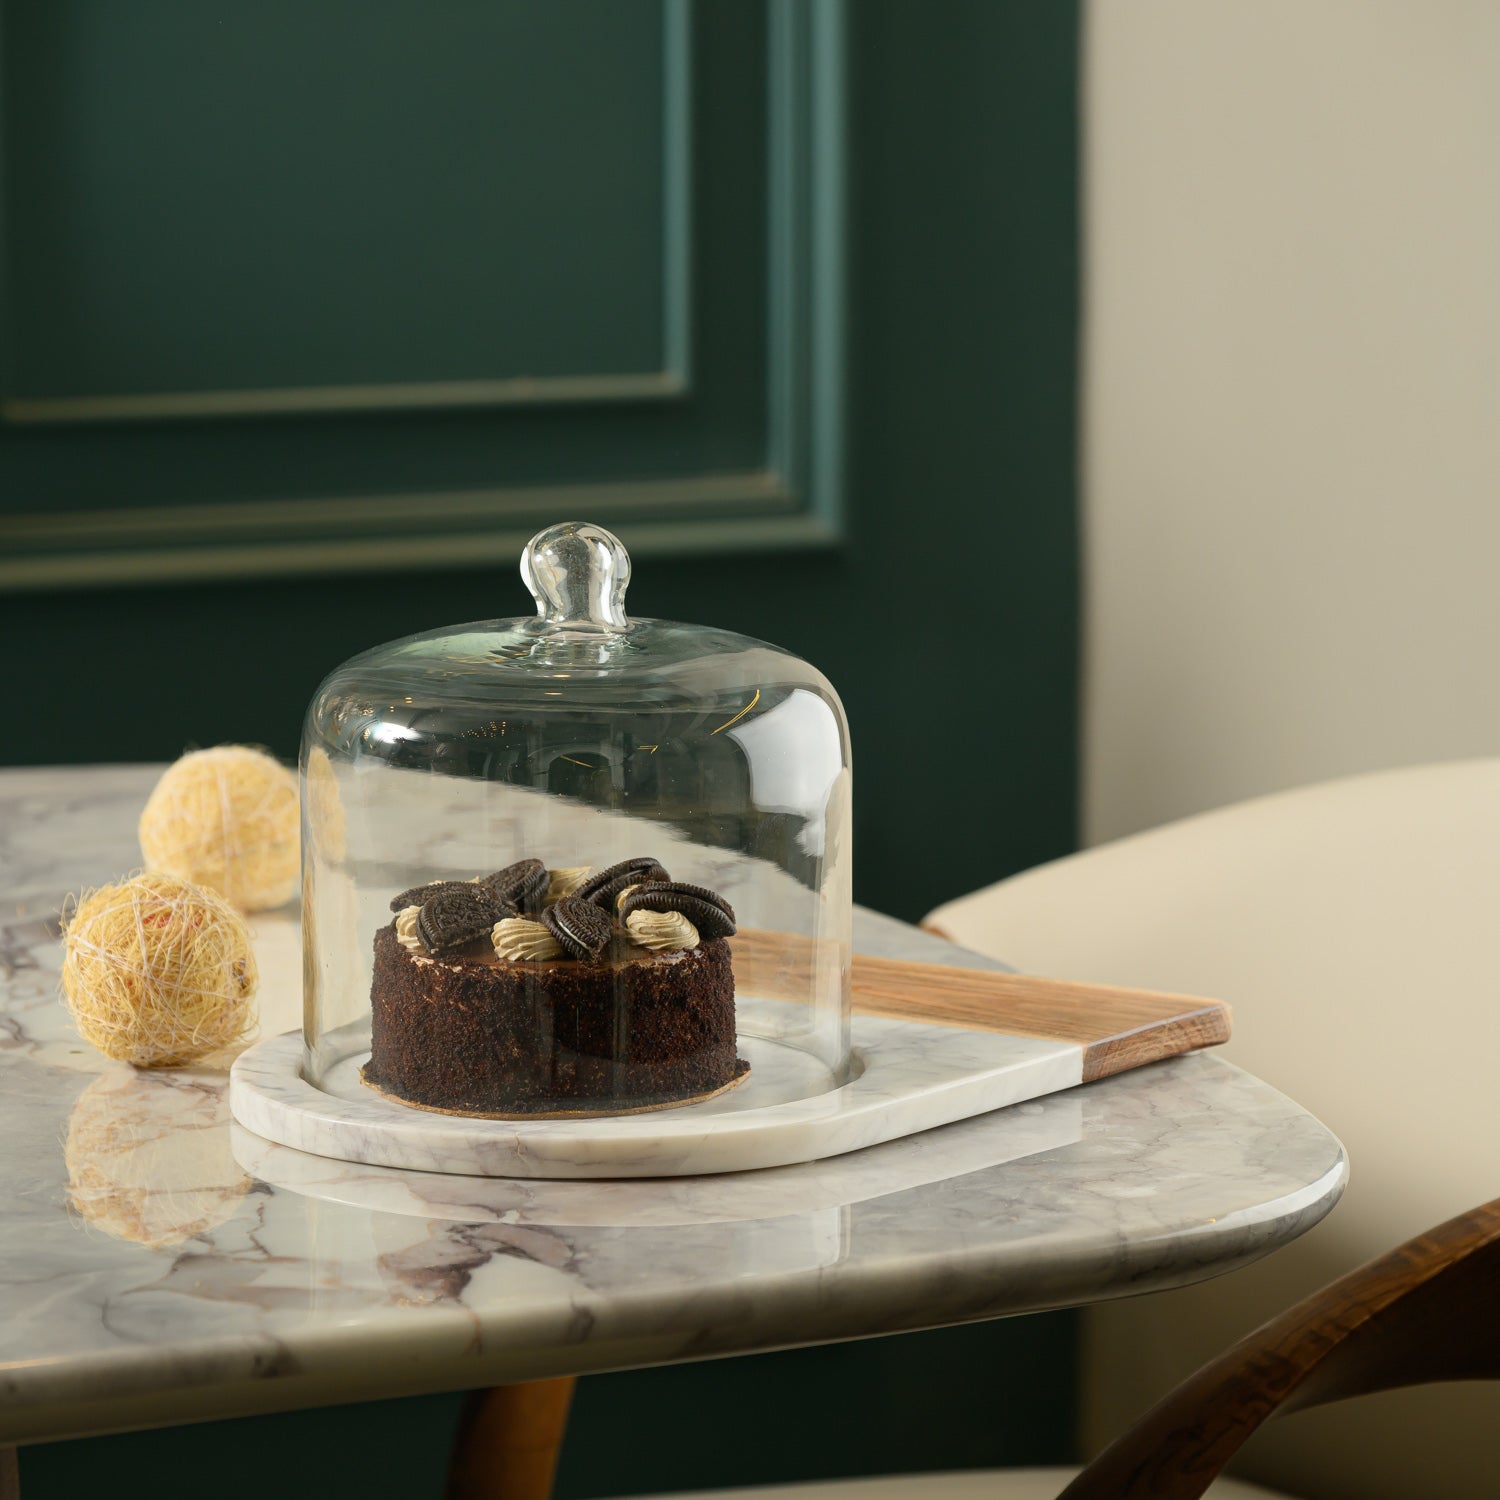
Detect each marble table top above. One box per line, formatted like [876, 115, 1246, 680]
[0, 766, 1348, 1447]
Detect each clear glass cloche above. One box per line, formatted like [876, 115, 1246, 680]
[300, 521, 852, 1120]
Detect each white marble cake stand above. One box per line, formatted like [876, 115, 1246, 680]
[230, 996, 1085, 1178]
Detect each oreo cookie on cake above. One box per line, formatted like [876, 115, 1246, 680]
[619, 881, 736, 939]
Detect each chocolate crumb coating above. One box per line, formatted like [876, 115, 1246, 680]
[364, 924, 744, 1116]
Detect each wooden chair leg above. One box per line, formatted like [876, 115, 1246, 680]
[445, 1376, 576, 1500]
[1, 1447, 19, 1500]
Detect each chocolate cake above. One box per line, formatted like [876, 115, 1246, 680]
[361, 860, 747, 1118]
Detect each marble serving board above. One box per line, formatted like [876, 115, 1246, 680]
[229, 933, 1230, 1179]
[228, 1093, 1085, 1227]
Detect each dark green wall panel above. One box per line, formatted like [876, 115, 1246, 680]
[5, 0, 1080, 1492]
[21, 1318, 1078, 1500]
[0, 1, 840, 584]
[0, 0, 1078, 919]
[7, 2, 671, 399]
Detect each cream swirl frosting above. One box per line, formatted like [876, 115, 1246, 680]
[492, 916, 564, 962]
[624, 908, 699, 952]
[395, 905, 426, 956]
[545, 865, 592, 904]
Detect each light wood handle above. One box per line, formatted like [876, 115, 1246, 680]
[730, 930, 1232, 1081]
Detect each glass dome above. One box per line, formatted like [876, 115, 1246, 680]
[300, 521, 852, 1121]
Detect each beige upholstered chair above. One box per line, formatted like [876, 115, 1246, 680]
[640, 1477, 1279, 1500]
[924, 760, 1500, 1500]
[640, 1478, 1280, 1499]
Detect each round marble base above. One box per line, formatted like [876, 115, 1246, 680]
[229, 1008, 1088, 1178]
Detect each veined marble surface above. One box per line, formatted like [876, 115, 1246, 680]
[0, 766, 1347, 1447]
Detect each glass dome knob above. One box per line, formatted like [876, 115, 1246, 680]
[521, 521, 632, 632]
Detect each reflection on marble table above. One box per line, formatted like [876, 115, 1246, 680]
[0, 765, 1348, 1448]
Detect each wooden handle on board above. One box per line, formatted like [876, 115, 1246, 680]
[729, 929, 1232, 1083]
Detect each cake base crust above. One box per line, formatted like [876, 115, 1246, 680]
[359, 1059, 749, 1120]
[364, 923, 744, 1117]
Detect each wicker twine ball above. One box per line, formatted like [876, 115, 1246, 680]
[139, 746, 299, 911]
[61, 873, 259, 1067]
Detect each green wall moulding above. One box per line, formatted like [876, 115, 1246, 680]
[0, 0, 846, 590]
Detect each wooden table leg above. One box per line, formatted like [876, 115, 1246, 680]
[445, 1376, 576, 1500]
[1, 1446, 19, 1500]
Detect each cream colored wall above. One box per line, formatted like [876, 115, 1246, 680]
[1082, 0, 1500, 845]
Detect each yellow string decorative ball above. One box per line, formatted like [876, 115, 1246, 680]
[61, 873, 260, 1067]
[139, 746, 299, 911]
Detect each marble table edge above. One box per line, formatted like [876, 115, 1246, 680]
[1, 1096, 1347, 1448]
